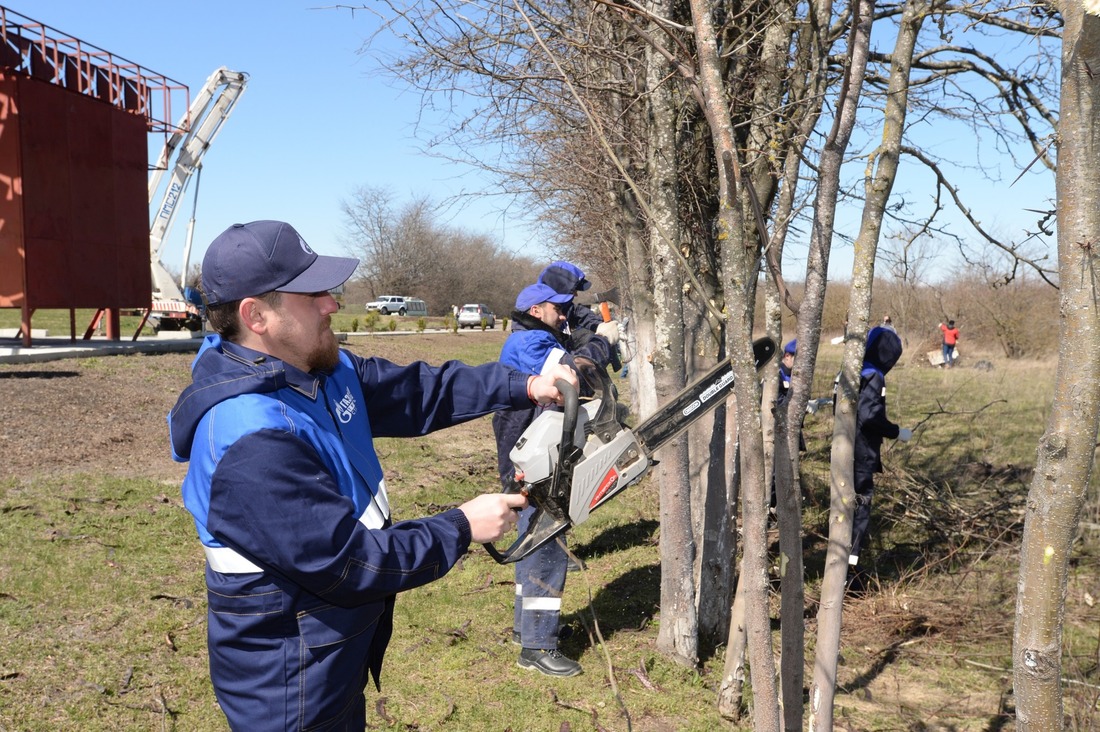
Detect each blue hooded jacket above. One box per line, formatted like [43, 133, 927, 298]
[856, 326, 903, 474]
[168, 334, 533, 730]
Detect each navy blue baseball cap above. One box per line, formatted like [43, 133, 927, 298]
[784, 338, 797, 355]
[538, 261, 591, 294]
[515, 283, 574, 311]
[201, 221, 359, 306]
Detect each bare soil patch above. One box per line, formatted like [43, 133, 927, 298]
[0, 332, 501, 484]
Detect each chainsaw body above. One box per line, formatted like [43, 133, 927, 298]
[484, 337, 776, 564]
[510, 391, 650, 527]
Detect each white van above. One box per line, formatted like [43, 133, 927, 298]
[365, 296, 428, 317]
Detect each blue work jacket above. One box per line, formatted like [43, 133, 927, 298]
[856, 326, 903, 474]
[168, 335, 532, 730]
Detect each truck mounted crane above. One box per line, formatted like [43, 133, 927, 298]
[147, 66, 248, 332]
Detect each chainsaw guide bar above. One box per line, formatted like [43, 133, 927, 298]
[485, 336, 777, 564]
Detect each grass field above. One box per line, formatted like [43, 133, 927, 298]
[1, 319, 1098, 730]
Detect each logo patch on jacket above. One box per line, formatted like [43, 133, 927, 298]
[334, 387, 357, 424]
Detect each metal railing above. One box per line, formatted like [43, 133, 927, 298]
[0, 4, 188, 134]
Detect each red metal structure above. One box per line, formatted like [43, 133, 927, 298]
[0, 5, 189, 346]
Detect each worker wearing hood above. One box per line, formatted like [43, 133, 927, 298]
[849, 326, 913, 586]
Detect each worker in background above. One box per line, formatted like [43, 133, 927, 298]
[778, 338, 797, 402]
[939, 319, 960, 367]
[844, 325, 913, 593]
[494, 281, 617, 677]
[537, 261, 621, 371]
[771, 338, 805, 512]
[168, 220, 577, 730]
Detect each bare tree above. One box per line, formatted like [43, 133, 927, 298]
[346, 2, 1065, 727]
[801, 0, 878, 727]
[341, 184, 537, 314]
[1013, 4, 1100, 728]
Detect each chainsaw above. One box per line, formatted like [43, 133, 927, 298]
[484, 337, 777, 564]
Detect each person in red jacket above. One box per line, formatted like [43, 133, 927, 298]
[939, 319, 960, 368]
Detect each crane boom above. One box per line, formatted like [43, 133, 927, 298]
[149, 67, 248, 307]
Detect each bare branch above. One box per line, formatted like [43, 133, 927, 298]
[900, 145, 1058, 287]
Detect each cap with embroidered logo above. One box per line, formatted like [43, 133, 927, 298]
[201, 220, 359, 306]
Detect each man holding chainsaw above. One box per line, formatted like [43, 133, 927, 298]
[167, 220, 576, 731]
[494, 279, 618, 677]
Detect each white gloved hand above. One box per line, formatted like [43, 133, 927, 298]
[897, 427, 913, 442]
[596, 321, 620, 346]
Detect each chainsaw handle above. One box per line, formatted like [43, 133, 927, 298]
[483, 378, 579, 564]
[552, 377, 579, 489]
[482, 502, 571, 564]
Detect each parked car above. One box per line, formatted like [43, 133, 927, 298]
[457, 303, 495, 329]
[365, 296, 427, 317]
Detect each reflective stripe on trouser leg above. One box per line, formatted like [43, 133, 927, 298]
[514, 505, 568, 649]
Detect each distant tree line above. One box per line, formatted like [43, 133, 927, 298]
[339, 185, 542, 318]
[782, 271, 1059, 360]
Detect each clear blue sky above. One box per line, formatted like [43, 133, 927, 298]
[26, 0, 539, 278]
[23, 2, 1059, 286]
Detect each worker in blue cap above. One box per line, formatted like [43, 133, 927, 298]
[770, 338, 803, 511]
[493, 281, 617, 677]
[779, 338, 797, 401]
[169, 221, 578, 729]
[537, 261, 621, 370]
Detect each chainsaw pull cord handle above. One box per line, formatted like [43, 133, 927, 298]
[482, 377, 580, 564]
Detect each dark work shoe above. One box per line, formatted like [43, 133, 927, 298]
[517, 648, 582, 677]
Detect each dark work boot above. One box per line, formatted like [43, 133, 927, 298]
[517, 648, 582, 677]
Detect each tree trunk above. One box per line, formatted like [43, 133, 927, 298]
[752, 3, 832, 723]
[716, 401, 747, 718]
[1013, 6, 1100, 728]
[691, 334, 734, 642]
[648, 0, 698, 665]
[683, 230, 731, 641]
[806, 0, 876, 729]
[686, 0, 779, 727]
[621, 191, 657, 420]
[716, 552, 749, 720]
